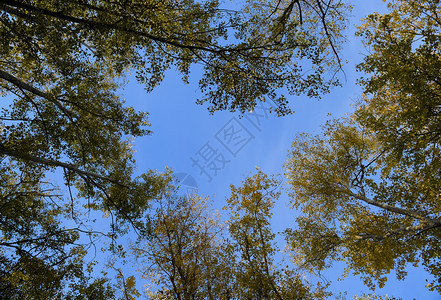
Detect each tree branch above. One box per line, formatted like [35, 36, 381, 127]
[349, 220, 441, 241]
[315, 0, 343, 70]
[336, 188, 434, 222]
[2, 0, 222, 54]
[0, 144, 121, 185]
[0, 69, 79, 119]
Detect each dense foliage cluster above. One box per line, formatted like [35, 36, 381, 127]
[285, 0, 441, 294]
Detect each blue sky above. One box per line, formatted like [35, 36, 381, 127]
[121, 1, 440, 298]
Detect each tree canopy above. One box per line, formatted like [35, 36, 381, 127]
[132, 172, 329, 299]
[1, 0, 348, 116]
[0, 0, 349, 297]
[284, 0, 441, 293]
[4, 0, 440, 298]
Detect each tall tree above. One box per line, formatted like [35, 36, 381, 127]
[132, 193, 233, 299]
[284, 0, 441, 293]
[224, 171, 329, 299]
[132, 172, 329, 299]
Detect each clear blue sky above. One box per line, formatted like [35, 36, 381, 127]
[120, 1, 439, 298]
